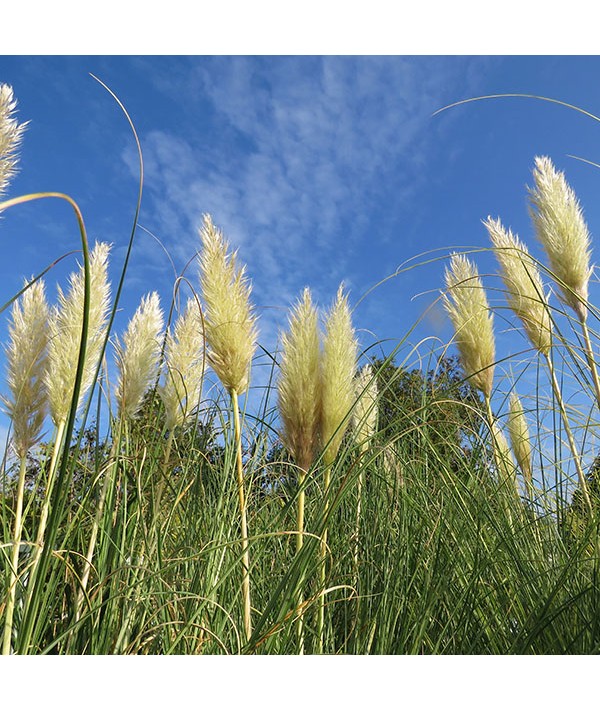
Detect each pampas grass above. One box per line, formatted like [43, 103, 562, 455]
[277, 287, 321, 653]
[159, 298, 204, 431]
[486, 167, 592, 513]
[1, 279, 49, 654]
[485, 216, 552, 356]
[115, 292, 164, 421]
[352, 363, 378, 451]
[5, 82, 600, 658]
[491, 420, 518, 495]
[321, 285, 358, 467]
[277, 288, 322, 473]
[2, 279, 49, 458]
[46, 241, 112, 428]
[529, 156, 592, 322]
[352, 363, 378, 569]
[529, 156, 600, 412]
[507, 392, 533, 499]
[76, 292, 165, 620]
[198, 213, 257, 395]
[198, 213, 257, 644]
[318, 284, 357, 653]
[0, 84, 27, 199]
[27, 242, 112, 613]
[443, 254, 495, 401]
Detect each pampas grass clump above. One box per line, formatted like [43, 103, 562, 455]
[443, 254, 495, 400]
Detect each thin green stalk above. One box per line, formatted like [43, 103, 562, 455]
[231, 388, 252, 645]
[296, 468, 306, 655]
[544, 352, 592, 515]
[353, 442, 369, 571]
[317, 463, 332, 655]
[25, 418, 67, 593]
[9, 192, 90, 654]
[2, 455, 28, 655]
[152, 429, 175, 534]
[581, 320, 600, 412]
[74, 426, 122, 622]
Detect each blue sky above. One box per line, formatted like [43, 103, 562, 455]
[3, 55, 600, 455]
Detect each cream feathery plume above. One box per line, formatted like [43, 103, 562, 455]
[115, 292, 164, 420]
[0, 84, 27, 199]
[198, 213, 257, 643]
[485, 217, 552, 355]
[529, 156, 593, 322]
[278, 288, 322, 652]
[159, 298, 205, 430]
[318, 284, 358, 653]
[2, 279, 49, 457]
[491, 419, 519, 495]
[321, 285, 358, 466]
[352, 363, 378, 449]
[198, 214, 258, 395]
[507, 392, 533, 496]
[46, 242, 112, 426]
[443, 254, 495, 399]
[277, 288, 322, 472]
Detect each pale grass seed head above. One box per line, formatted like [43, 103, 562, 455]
[46, 242, 112, 426]
[115, 292, 164, 420]
[491, 420, 518, 493]
[443, 254, 495, 399]
[277, 288, 322, 472]
[507, 392, 533, 490]
[529, 155, 593, 322]
[1, 279, 49, 457]
[352, 363, 378, 450]
[381, 441, 403, 487]
[159, 298, 205, 431]
[485, 216, 552, 355]
[198, 214, 258, 395]
[321, 285, 358, 466]
[0, 84, 27, 199]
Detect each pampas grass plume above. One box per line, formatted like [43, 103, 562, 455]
[46, 242, 111, 426]
[159, 298, 205, 430]
[321, 285, 358, 466]
[491, 420, 517, 491]
[507, 392, 533, 492]
[443, 254, 495, 399]
[485, 216, 552, 355]
[2, 279, 49, 457]
[0, 83, 27, 199]
[115, 292, 164, 420]
[278, 288, 321, 472]
[352, 363, 378, 449]
[198, 214, 257, 395]
[529, 156, 593, 322]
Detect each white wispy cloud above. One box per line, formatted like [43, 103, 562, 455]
[123, 56, 489, 355]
